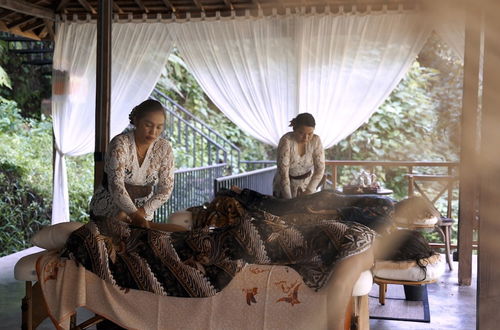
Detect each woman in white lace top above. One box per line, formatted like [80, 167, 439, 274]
[273, 113, 325, 199]
[90, 100, 176, 229]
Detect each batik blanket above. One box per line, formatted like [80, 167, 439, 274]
[62, 196, 375, 297]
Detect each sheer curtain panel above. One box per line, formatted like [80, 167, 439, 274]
[176, 10, 430, 148]
[51, 22, 176, 223]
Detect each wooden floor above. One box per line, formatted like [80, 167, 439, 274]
[0, 250, 476, 330]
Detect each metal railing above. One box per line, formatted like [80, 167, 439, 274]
[214, 166, 277, 196]
[151, 89, 241, 171]
[240, 160, 277, 171]
[154, 163, 226, 222]
[0, 32, 53, 67]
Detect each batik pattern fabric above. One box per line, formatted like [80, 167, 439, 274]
[218, 188, 395, 233]
[273, 132, 325, 199]
[62, 196, 375, 297]
[89, 130, 175, 221]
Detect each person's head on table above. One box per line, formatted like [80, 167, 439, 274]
[289, 112, 316, 144]
[129, 99, 166, 150]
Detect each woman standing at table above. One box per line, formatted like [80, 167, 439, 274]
[273, 113, 325, 199]
[90, 99, 184, 231]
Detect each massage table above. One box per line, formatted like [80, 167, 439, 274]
[15, 222, 374, 330]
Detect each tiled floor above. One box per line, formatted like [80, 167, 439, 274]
[0, 249, 476, 329]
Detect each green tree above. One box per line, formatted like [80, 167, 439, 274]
[0, 40, 12, 89]
[0, 40, 51, 118]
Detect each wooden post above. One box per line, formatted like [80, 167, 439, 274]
[94, 0, 112, 191]
[478, 0, 500, 328]
[458, 0, 482, 286]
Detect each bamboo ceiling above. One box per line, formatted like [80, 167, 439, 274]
[0, 0, 419, 40]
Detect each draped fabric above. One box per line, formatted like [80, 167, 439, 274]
[434, 19, 465, 61]
[51, 9, 433, 222]
[176, 11, 431, 147]
[62, 195, 376, 297]
[51, 22, 177, 223]
[425, 0, 466, 61]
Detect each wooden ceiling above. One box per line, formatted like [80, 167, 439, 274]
[0, 0, 418, 40]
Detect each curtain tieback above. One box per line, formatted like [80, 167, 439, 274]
[289, 170, 312, 180]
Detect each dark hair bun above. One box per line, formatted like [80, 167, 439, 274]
[129, 99, 165, 125]
[289, 113, 316, 129]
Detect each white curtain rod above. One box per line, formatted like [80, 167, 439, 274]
[57, 3, 420, 24]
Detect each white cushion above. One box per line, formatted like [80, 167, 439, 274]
[14, 250, 50, 281]
[352, 270, 373, 296]
[373, 254, 445, 282]
[394, 215, 439, 226]
[31, 222, 84, 250]
[167, 210, 193, 230]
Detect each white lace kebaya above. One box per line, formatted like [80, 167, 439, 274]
[90, 130, 175, 220]
[273, 132, 325, 199]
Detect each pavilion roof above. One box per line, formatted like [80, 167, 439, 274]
[0, 0, 418, 40]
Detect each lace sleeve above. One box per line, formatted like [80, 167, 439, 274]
[143, 140, 175, 218]
[106, 135, 137, 214]
[305, 135, 325, 194]
[277, 136, 292, 199]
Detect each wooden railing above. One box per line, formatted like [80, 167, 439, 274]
[325, 160, 459, 192]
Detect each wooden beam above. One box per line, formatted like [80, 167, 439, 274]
[133, 0, 149, 13]
[76, 0, 97, 15]
[160, 0, 176, 12]
[192, 0, 205, 12]
[112, 2, 124, 15]
[458, 0, 482, 287]
[43, 18, 54, 40]
[222, 0, 234, 11]
[0, 0, 55, 20]
[94, 0, 112, 191]
[38, 25, 48, 39]
[0, 20, 40, 40]
[250, 0, 261, 10]
[6, 16, 36, 29]
[23, 19, 45, 32]
[56, 0, 70, 14]
[478, 0, 500, 328]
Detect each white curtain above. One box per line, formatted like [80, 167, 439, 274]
[52, 22, 176, 223]
[176, 10, 431, 148]
[434, 20, 465, 61]
[425, 0, 466, 61]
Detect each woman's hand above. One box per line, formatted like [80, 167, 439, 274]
[116, 211, 131, 223]
[129, 208, 150, 228]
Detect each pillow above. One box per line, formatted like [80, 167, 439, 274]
[394, 196, 441, 226]
[394, 215, 439, 226]
[31, 222, 84, 250]
[373, 254, 445, 282]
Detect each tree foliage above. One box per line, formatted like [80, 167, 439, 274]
[0, 41, 12, 89]
[0, 41, 51, 118]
